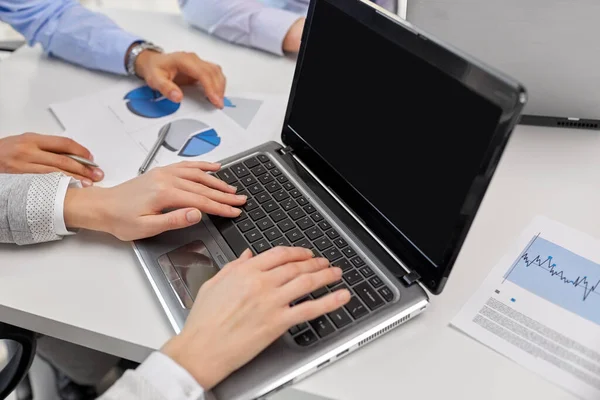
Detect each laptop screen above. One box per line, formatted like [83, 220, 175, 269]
[285, 0, 507, 281]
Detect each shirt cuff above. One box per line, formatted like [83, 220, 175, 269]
[250, 8, 304, 56]
[137, 352, 205, 400]
[108, 32, 142, 75]
[53, 176, 82, 236]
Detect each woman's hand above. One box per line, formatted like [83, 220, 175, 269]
[63, 161, 246, 240]
[161, 247, 351, 390]
[0, 133, 103, 186]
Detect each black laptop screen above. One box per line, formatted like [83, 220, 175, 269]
[286, 1, 502, 267]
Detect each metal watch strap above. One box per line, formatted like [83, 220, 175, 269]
[126, 41, 164, 77]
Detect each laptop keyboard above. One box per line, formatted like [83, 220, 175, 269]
[212, 154, 394, 346]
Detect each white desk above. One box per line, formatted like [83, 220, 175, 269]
[0, 8, 597, 400]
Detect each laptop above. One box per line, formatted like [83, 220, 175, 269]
[407, 0, 600, 130]
[133, 0, 526, 398]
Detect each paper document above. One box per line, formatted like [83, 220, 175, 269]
[51, 81, 287, 186]
[452, 216, 600, 400]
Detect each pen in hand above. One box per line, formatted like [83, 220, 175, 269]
[63, 154, 99, 168]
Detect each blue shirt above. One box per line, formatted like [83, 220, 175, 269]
[179, 0, 395, 56]
[0, 0, 140, 74]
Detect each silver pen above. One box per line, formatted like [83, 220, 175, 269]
[139, 122, 171, 175]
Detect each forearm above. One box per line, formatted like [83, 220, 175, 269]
[0, 173, 65, 245]
[180, 0, 301, 55]
[98, 352, 204, 400]
[0, 0, 141, 74]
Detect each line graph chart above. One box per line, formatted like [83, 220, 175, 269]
[504, 234, 600, 325]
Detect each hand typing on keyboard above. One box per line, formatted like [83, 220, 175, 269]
[161, 246, 350, 390]
[63, 161, 248, 241]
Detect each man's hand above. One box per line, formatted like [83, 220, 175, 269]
[135, 50, 226, 108]
[283, 18, 306, 53]
[161, 247, 351, 390]
[63, 161, 246, 241]
[0, 133, 103, 186]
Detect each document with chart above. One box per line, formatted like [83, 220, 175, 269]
[50, 81, 286, 186]
[453, 216, 600, 400]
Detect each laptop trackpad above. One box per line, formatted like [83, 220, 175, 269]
[158, 240, 220, 305]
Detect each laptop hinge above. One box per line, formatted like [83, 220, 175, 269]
[278, 146, 294, 155]
[396, 270, 421, 286]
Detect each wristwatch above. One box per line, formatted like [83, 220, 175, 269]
[125, 41, 164, 78]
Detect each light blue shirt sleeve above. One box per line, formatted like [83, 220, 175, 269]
[0, 0, 142, 74]
[179, 0, 303, 56]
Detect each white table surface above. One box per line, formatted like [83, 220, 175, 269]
[0, 8, 597, 400]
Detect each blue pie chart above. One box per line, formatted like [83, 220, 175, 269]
[160, 119, 221, 157]
[124, 86, 180, 118]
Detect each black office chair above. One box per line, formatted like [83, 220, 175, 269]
[0, 323, 36, 400]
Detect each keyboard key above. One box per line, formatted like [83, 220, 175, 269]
[311, 286, 328, 298]
[305, 226, 323, 240]
[294, 238, 312, 249]
[314, 237, 333, 251]
[323, 247, 343, 262]
[257, 154, 270, 163]
[258, 173, 274, 185]
[216, 169, 237, 184]
[345, 297, 368, 319]
[297, 217, 314, 230]
[295, 330, 317, 346]
[350, 256, 365, 267]
[378, 286, 394, 302]
[271, 168, 282, 177]
[236, 220, 255, 233]
[247, 183, 263, 195]
[311, 212, 324, 222]
[289, 208, 306, 221]
[304, 204, 316, 214]
[343, 270, 363, 285]
[253, 239, 271, 253]
[369, 276, 383, 288]
[330, 282, 349, 292]
[283, 182, 295, 191]
[359, 266, 374, 278]
[273, 189, 290, 202]
[277, 218, 295, 232]
[271, 237, 291, 247]
[312, 249, 322, 258]
[326, 230, 339, 239]
[265, 182, 281, 193]
[285, 228, 304, 242]
[236, 189, 249, 198]
[289, 189, 302, 198]
[257, 218, 274, 231]
[232, 163, 250, 178]
[251, 165, 267, 176]
[277, 175, 288, 183]
[297, 197, 309, 206]
[243, 199, 259, 212]
[318, 220, 331, 230]
[244, 229, 263, 243]
[249, 208, 266, 221]
[334, 238, 348, 248]
[233, 211, 247, 223]
[262, 200, 279, 213]
[264, 161, 275, 169]
[327, 279, 343, 289]
[328, 308, 352, 329]
[342, 247, 356, 258]
[281, 199, 298, 211]
[270, 209, 287, 222]
[288, 325, 300, 335]
[332, 258, 352, 271]
[264, 227, 282, 241]
[310, 316, 336, 338]
[354, 282, 384, 310]
[243, 157, 260, 169]
[241, 175, 257, 186]
[256, 192, 272, 204]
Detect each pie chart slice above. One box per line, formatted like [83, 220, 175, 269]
[178, 129, 221, 157]
[124, 85, 180, 118]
